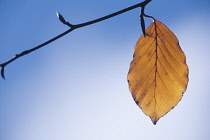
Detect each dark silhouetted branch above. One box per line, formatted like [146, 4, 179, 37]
[0, 0, 152, 79]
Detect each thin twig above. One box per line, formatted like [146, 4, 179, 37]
[0, 0, 152, 79]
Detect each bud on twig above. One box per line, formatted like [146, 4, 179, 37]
[56, 11, 67, 24]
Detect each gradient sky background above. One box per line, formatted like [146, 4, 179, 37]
[0, 0, 210, 140]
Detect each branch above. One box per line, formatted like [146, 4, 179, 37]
[0, 0, 152, 79]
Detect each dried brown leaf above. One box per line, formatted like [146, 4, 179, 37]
[127, 19, 189, 124]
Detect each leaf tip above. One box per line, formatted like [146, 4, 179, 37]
[151, 118, 159, 125]
[153, 121, 157, 125]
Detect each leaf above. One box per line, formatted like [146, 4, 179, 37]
[127, 19, 189, 125]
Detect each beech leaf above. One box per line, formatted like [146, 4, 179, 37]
[127, 19, 189, 125]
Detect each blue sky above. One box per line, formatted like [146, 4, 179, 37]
[0, 0, 210, 140]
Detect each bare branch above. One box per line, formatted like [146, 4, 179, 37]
[0, 0, 152, 79]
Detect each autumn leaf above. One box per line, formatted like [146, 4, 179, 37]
[127, 19, 189, 125]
